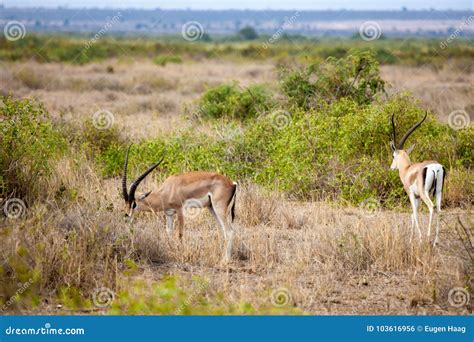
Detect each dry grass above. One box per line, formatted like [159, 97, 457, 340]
[1, 172, 471, 314]
[3, 59, 472, 141]
[381, 63, 474, 122]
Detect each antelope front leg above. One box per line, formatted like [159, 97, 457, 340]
[165, 209, 176, 237]
[177, 208, 184, 240]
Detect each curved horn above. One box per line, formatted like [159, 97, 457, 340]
[398, 111, 428, 149]
[391, 113, 397, 146]
[122, 144, 132, 202]
[128, 157, 164, 203]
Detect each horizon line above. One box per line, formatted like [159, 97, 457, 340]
[2, 6, 473, 11]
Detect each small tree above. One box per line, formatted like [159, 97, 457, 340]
[279, 50, 385, 108]
[238, 26, 258, 40]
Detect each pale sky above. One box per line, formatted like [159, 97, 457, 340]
[1, 0, 473, 10]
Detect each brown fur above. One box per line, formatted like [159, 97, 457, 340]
[140, 171, 235, 212]
[130, 171, 237, 254]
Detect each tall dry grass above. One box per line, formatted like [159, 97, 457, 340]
[1, 165, 471, 314]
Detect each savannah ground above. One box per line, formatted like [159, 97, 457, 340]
[0, 37, 472, 315]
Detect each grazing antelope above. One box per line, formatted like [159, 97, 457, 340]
[390, 111, 445, 245]
[122, 145, 238, 261]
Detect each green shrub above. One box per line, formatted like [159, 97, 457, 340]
[69, 120, 125, 160]
[153, 54, 183, 66]
[279, 50, 385, 108]
[238, 26, 259, 40]
[197, 82, 275, 121]
[0, 96, 67, 203]
[110, 276, 300, 315]
[99, 94, 472, 208]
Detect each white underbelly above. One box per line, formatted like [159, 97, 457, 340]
[183, 194, 211, 209]
[409, 183, 419, 196]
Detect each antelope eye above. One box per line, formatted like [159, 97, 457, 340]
[132, 202, 137, 209]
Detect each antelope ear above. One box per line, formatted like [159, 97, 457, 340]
[139, 191, 152, 200]
[390, 141, 396, 152]
[406, 144, 416, 154]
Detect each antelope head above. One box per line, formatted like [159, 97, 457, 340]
[390, 111, 427, 170]
[122, 144, 163, 218]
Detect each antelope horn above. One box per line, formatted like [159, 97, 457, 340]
[391, 113, 397, 147]
[128, 157, 164, 203]
[398, 111, 428, 149]
[122, 144, 132, 202]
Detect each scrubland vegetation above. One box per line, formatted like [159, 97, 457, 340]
[1, 34, 473, 68]
[0, 35, 472, 315]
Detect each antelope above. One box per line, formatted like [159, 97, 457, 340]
[121, 145, 238, 261]
[390, 111, 445, 246]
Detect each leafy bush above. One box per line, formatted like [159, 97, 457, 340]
[100, 94, 472, 208]
[197, 82, 275, 121]
[111, 276, 300, 315]
[68, 120, 125, 160]
[248, 94, 471, 206]
[238, 26, 259, 40]
[0, 97, 67, 203]
[279, 50, 385, 108]
[153, 54, 183, 66]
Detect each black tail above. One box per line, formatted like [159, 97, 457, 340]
[229, 183, 237, 222]
[422, 166, 428, 190]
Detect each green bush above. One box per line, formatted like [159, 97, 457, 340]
[0, 97, 67, 203]
[67, 119, 125, 160]
[238, 26, 259, 40]
[153, 54, 183, 66]
[197, 82, 275, 121]
[110, 276, 300, 315]
[99, 94, 472, 208]
[279, 50, 385, 108]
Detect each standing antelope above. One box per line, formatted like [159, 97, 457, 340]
[390, 111, 445, 245]
[121, 145, 238, 261]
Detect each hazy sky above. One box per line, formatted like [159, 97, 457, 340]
[2, 0, 473, 10]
